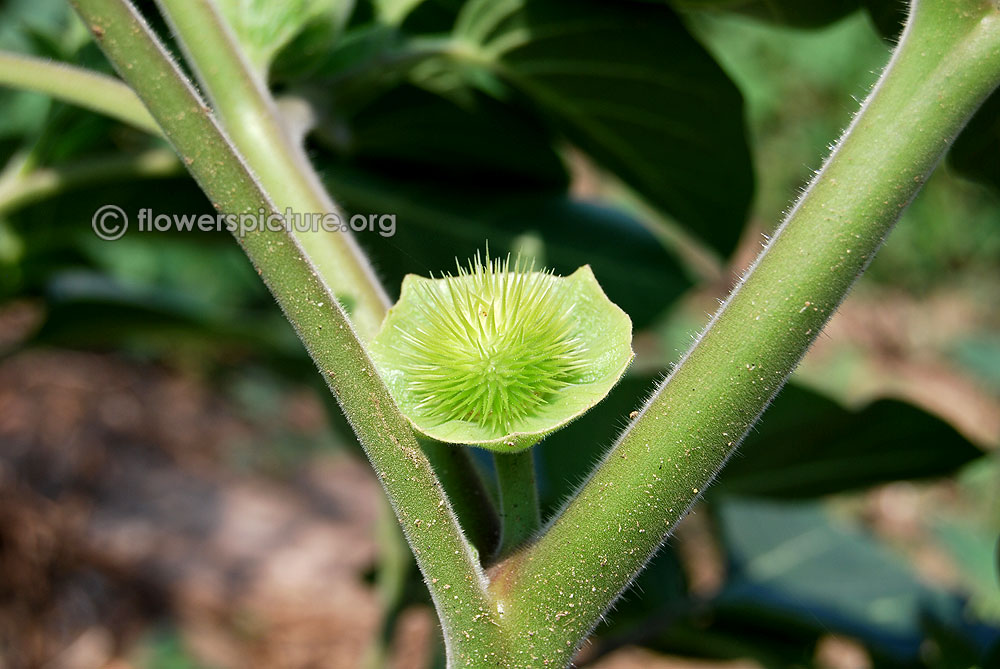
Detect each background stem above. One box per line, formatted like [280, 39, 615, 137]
[494, 450, 540, 558]
[489, 1, 1000, 664]
[0, 148, 179, 216]
[154, 0, 389, 341]
[362, 499, 414, 669]
[0, 51, 159, 134]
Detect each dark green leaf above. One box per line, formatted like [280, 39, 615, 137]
[274, 22, 404, 86]
[315, 84, 568, 188]
[538, 377, 984, 507]
[453, 0, 753, 255]
[649, 610, 823, 667]
[397, 0, 466, 35]
[540, 377, 984, 513]
[0, 89, 50, 140]
[949, 87, 1000, 192]
[714, 385, 984, 498]
[950, 333, 1000, 394]
[986, 638, 1000, 669]
[0, 0, 83, 139]
[535, 372, 655, 516]
[28, 271, 299, 358]
[215, 0, 354, 74]
[0, 0, 80, 53]
[935, 521, 1000, 628]
[586, 545, 690, 653]
[319, 164, 691, 329]
[920, 615, 994, 669]
[672, 0, 861, 28]
[714, 498, 966, 662]
[862, 0, 908, 41]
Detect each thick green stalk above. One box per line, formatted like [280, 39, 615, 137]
[490, 0, 1000, 664]
[0, 51, 159, 134]
[493, 450, 540, 558]
[153, 0, 389, 341]
[67, 1, 507, 663]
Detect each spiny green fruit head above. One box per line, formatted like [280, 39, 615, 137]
[369, 253, 634, 452]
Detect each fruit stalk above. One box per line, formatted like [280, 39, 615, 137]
[494, 450, 541, 557]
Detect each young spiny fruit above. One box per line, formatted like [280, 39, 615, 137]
[396, 254, 585, 432]
[369, 252, 633, 451]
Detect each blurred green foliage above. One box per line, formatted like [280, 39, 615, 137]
[139, 629, 205, 669]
